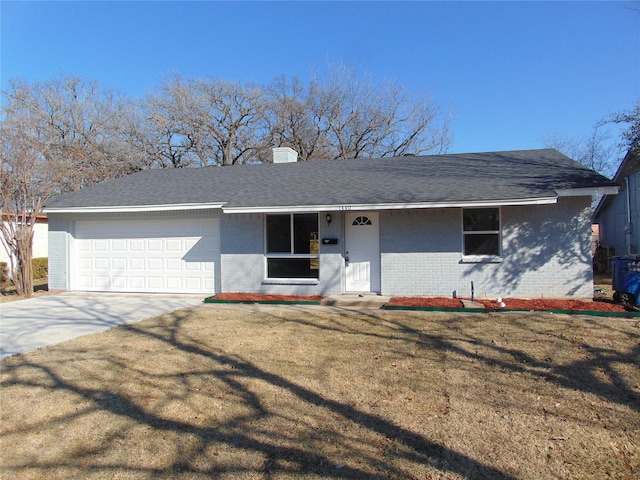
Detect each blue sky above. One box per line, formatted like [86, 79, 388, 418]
[1, 1, 638, 156]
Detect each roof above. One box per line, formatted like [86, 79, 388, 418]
[45, 149, 618, 213]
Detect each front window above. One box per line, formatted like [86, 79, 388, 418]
[463, 208, 500, 256]
[266, 213, 319, 278]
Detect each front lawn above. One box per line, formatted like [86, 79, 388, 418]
[1, 307, 638, 479]
[0, 277, 50, 303]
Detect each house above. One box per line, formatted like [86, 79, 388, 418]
[45, 148, 617, 299]
[593, 149, 640, 262]
[0, 213, 49, 273]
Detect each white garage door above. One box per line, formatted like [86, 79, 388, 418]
[73, 217, 218, 294]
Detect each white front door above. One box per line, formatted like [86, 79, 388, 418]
[345, 212, 380, 293]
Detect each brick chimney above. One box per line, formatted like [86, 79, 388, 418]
[272, 147, 298, 163]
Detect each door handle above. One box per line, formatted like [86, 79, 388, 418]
[345, 251, 349, 265]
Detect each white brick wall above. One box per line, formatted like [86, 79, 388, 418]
[380, 197, 594, 299]
[47, 215, 70, 290]
[220, 213, 344, 295]
[50, 198, 594, 299]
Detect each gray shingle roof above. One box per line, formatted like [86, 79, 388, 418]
[45, 149, 617, 211]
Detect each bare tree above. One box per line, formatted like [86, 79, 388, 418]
[266, 65, 453, 161]
[264, 75, 333, 161]
[122, 97, 200, 168]
[0, 76, 142, 295]
[543, 123, 620, 179]
[0, 102, 55, 295]
[150, 76, 270, 166]
[607, 99, 640, 152]
[3, 77, 144, 193]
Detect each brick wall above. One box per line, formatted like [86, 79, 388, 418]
[47, 214, 70, 290]
[380, 197, 594, 299]
[220, 212, 344, 295]
[49, 198, 594, 299]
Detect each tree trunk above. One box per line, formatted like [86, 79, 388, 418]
[14, 225, 34, 297]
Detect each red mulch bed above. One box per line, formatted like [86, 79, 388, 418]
[480, 298, 626, 312]
[387, 297, 464, 308]
[211, 293, 628, 312]
[211, 293, 325, 302]
[388, 296, 627, 312]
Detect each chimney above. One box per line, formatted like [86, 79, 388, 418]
[272, 147, 298, 163]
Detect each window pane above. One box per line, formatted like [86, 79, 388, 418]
[267, 258, 320, 279]
[463, 208, 499, 231]
[293, 213, 318, 254]
[266, 215, 291, 253]
[464, 234, 499, 255]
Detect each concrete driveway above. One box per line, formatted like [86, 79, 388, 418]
[0, 292, 204, 358]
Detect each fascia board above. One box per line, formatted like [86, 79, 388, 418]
[556, 186, 619, 197]
[223, 197, 558, 214]
[43, 202, 225, 214]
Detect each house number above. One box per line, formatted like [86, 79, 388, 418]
[339, 206, 352, 211]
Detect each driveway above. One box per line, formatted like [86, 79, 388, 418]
[0, 292, 204, 358]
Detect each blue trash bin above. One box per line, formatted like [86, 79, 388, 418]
[612, 255, 640, 305]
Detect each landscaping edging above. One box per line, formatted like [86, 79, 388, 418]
[204, 297, 322, 305]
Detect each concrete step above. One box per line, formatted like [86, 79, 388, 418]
[461, 299, 486, 309]
[321, 294, 391, 308]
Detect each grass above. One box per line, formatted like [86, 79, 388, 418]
[1, 306, 639, 479]
[0, 278, 50, 303]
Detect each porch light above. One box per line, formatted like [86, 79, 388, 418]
[326, 213, 332, 225]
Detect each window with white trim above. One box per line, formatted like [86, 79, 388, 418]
[266, 213, 319, 279]
[462, 208, 501, 256]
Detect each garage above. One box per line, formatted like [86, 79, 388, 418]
[72, 216, 219, 294]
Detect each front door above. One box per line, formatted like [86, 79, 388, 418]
[345, 212, 380, 293]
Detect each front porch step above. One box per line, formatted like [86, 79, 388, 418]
[321, 294, 391, 308]
[461, 299, 486, 309]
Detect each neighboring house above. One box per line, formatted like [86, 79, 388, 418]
[0, 213, 49, 271]
[593, 149, 640, 260]
[45, 148, 617, 299]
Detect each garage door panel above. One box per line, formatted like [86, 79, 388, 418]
[166, 239, 182, 251]
[130, 239, 145, 251]
[112, 240, 126, 251]
[130, 258, 145, 270]
[112, 258, 127, 270]
[185, 278, 203, 290]
[95, 258, 109, 270]
[148, 258, 163, 270]
[148, 239, 163, 251]
[73, 217, 218, 294]
[94, 276, 110, 288]
[95, 240, 109, 251]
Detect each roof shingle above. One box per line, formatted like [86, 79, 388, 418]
[45, 149, 616, 210]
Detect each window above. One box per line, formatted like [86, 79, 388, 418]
[266, 213, 319, 279]
[352, 216, 372, 226]
[462, 208, 500, 256]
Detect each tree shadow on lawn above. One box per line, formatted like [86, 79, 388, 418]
[1, 308, 519, 480]
[278, 307, 640, 413]
[1, 306, 638, 479]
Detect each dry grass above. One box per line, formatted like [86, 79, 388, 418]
[0, 278, 51, 304]
[1, 306, 639, 479]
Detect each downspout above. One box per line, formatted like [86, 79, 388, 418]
[625, 177, 633, 255]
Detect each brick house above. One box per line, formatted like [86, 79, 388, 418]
[45, 148, 616, 299]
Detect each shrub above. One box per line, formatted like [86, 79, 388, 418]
[0, 261, 7, 285]
[32, 257, 48, 280]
